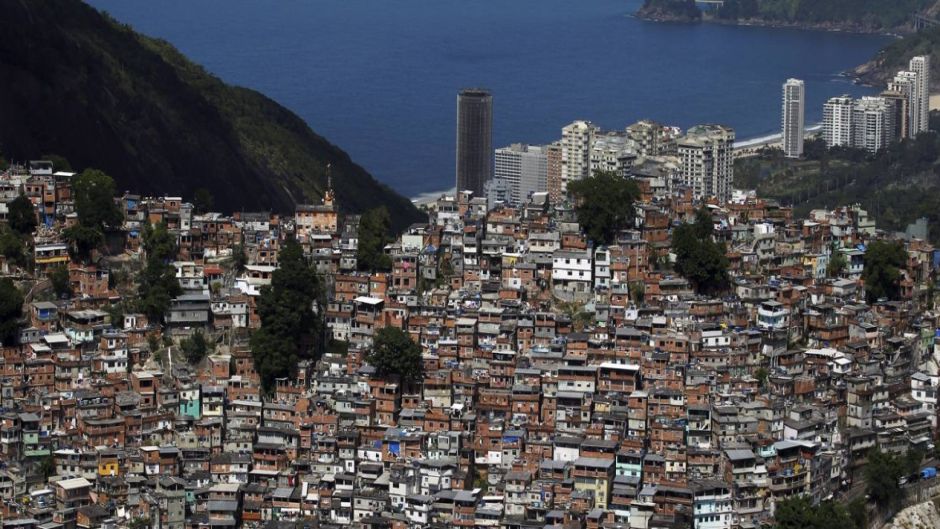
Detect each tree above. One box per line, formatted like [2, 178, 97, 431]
[357, 207, 393, 272]
[755, 367, 769, 387]
[0, 278, 24, 346]
[41, 154, 72, 172]
[773, 496, 861, 529]
[672, 208, 729, 295]
[137, 223, 182, 322]
[231, 244, 247, 273]
[862, 240, 908, 303]
[567, 170, 640, 246]
[181, 330, 213, 364]
[0, 227, 27, 268]
[7, 195, 37, 236]
[106, 304, 124, 329]
[49, 265, 72, 299]
[864, 448, 908, 509]
[193, 188, 214, 214]
[827, 247, 847, 278]
[368, 326, 423, 385]
[63, 224, 104, 261]
[72, 169, 122, 230]
[251, 239, 324, 392]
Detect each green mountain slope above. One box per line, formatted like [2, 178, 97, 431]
[735, 130, 940, 243]
[854, 25, 940, 91]
[638, 0, 935, 32]
[0, 0, 423, 230]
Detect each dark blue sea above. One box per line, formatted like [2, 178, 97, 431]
[88, 0, 890, 198]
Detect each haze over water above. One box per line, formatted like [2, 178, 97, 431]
[89, 0, 890, 198]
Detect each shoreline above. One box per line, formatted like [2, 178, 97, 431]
[632, 11, 906, 37]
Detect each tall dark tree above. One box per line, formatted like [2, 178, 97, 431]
[672, 208, 729, 295]
[49, 265, 72, 299]
[137, 223, 182, 322]
[862, 240, 908, 303]
[0, 278, 24, 346]
[864, 448, 909, 509]
[251, 239, 324, 392]
[368, 326, 424, 386]
[72, 169, 122, 230]
[63, 224, 104, 262]
[193, 188, 214, 214]
[357, 207, 393, 272]
[567, 170, 640, 246]
[0, 227, 27, 268]
[7, 195, 37, 236]
[181, 330, 212, 364]
[774, 495, 861, 529]
[40, 154, 72, 172]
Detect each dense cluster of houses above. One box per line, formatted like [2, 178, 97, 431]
[0, 160, 938, 529]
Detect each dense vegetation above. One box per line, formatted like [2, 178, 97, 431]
[637, 0, 702, 21]
[0, 279, 23, 346]
[715, 0, 932, 29]
[774, 496, 866, 529]
[735, 128, 940, 244]
[0, 0, 422, 231]
[855, 24, 940, 90]
[568, 170, 641, 246]
[640, 0, 934, 31]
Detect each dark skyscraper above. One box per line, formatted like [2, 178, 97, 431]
[456, 89, 493, 196]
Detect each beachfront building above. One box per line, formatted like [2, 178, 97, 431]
[677, 124, 735, 203]
[909, 55, 930, 136]
[823, 95, 854, 148]
[781, 78, 805, 158]
[456, 88, 494, 196]
[852, 97, 893, 153]
[590, 131, 637, 176]
[493, 143, 548, 205]
[561, 120, 598, 193]
[887, 71, 915, 140]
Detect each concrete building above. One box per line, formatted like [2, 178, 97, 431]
[561, 120, 598, 194]
[909, 55, 930, 136]
[677, 124, 735, 202]
[781, 79, 805, 158]
[456, 89, 493, 196]
[823, 95, 854, 148]
[493, 143, 548, 205]
[852, 97, 892, 153]
[590, 132, 637, 176]
[626, 120, 678, 156]
[887, 71, 916, 140]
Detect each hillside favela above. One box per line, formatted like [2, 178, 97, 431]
[10, 1, 940, 529]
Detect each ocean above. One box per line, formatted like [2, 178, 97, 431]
[87, 0, 890, 198]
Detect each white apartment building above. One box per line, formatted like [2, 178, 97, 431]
[551, 249, 593, 295]
[823, 95, 854, 147]
[852, 96, 892, 153]
[909, 55, 930, 136]
[561, 120, 598, 193]
[888, 71, 916, 139]
[677, 124, 735, 203]
[590, 131, 638, 175]
[781, 78, 805, 158]
[493, 143, 548, 205]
